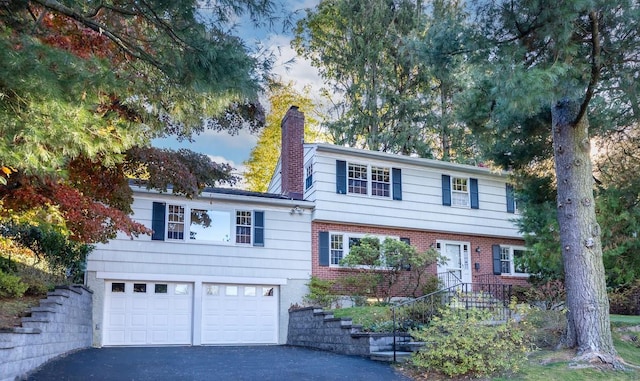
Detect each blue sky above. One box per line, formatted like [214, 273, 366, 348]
[152, 0, 322, 185]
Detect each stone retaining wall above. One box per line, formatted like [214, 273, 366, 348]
[287, 307, 409, 356]
[0, 285, 93, 381]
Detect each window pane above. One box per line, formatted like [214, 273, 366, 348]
[371, 167, 390, 197]
[167, 205, 185, 240]
[244, 287, 256, 297]
[133, 283, 147, 293]
[452, 178, 468, 191]
[305, 163, 313, 189]
[205, 285, 220, 296]
[111, 283, 125, 293]
[235, 211, 252, 244]
[513, 249, 528, 274]
[330, 234, 344, 265]
[348, 163, 368, 194]
[263, 287, 274, 296]
[155, 284, 168, 294]
[226, 286, 238, 296]
[190, 209, 231, 242]
[175, 284, 189, 295]
[451, 178, 469, 207]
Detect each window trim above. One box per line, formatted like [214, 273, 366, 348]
[327, 232, 399, 268]
[498, 245, 529, 276]
[166, 204, 186, 241]
[235, 210, 253, 245]
[305, 161, 314, 190]
[450, 177, 470, 208]
[346, 162, 392, 199]
[154, 203, 263, 246]
[442, 175, 479, 209]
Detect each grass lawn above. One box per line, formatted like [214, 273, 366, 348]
[332, 306, 640, 380]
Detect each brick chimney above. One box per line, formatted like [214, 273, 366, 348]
[281, 106, 304, 200]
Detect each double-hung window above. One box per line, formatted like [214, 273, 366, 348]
[442, 175, 479, 209]
[348, 163, 368, 195]
[305, 162, 314, 190]
[337, 160, 402, 200]
[325, 233, 395, 267]
[371, 167, 390, 197]
[235, 211, 252, 244]
[496, 245, 528, 276]
[167, 205, 185, 240]
[347, 163, 391, 198]
[330, 234, 344, 265]
[451, 177, 469, 207]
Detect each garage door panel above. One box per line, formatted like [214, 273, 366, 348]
[201, 284, 278, 345]
[104, 281, 193, 346]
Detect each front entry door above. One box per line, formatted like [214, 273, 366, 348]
[438, 242, 472, 287]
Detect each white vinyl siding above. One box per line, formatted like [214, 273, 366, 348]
[309, 148, 521, 239]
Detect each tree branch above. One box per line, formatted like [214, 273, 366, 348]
[32, 0, 171, 73]
[576, 11, 601, 124]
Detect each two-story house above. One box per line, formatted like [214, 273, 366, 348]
[268, 106, 528, 292]
[86, 186, 312, 347]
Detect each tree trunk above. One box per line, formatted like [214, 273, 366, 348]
[551, 99, 619, 366]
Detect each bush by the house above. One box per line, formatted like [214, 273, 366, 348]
[0, 270, 29, 298]
[411, 307, 531, 378]
[338, 237, 441, 302]
[303, 276, 339, 308]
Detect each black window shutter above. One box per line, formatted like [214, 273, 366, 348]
[470, 178, 479, 209]
[506, 184, 515, 213]
[151, 202, 166, 241]
[492, 245, 502, 275]
[319, 231, 330, 267]
[441, 175, 451, 206]
[392, 168, 402, 200]
[336, 160, 347, 194]
[253, 211, 264, 247]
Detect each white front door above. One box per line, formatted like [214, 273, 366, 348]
[201, 284, 278, 344]
[103, 281, 193, 346]
[438, 242, 472, 287]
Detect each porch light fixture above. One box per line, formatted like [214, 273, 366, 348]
[475, 246, 481, 253]
[290, 206, 303, 215]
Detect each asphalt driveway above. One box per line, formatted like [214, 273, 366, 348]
[26, 345, 412, 381]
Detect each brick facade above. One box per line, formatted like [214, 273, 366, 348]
[280, 106, 304, 199]
[311, 221, 529, 293]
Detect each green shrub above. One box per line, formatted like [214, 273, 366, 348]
[519, 306, 566, 349]
[609, 280, 640, 315]
[411, 307, 531, 378]
[420, 275, 441, 295]
[393, 298, 443, 332]
[303, 276, 339, 308]
[0, 270, 29, 298]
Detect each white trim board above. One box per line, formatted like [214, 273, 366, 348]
[96, 272, 290, 285]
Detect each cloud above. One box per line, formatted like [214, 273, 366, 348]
[207, 154, 249, 189]
[267, 34, 324, 94]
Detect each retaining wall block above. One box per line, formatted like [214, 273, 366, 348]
[1, 285, 92, 381]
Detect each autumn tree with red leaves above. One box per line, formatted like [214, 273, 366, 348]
[0, 1, 278, 263]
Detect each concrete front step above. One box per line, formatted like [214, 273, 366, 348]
[370, 351, 413, 363]
[396, 341, 425, 352]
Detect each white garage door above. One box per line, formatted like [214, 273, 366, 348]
[201, 284, 278, 344]
[104, 281, 193, 346]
